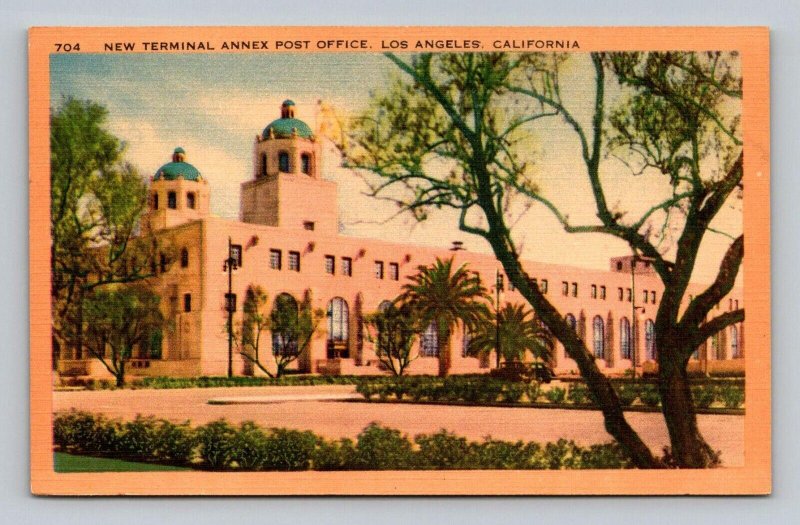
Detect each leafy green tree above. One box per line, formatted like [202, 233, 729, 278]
[238, 286, 322, 378]
[397, 257, 489, 377]
[51, 98, 169, 363]
[82, 285, 165, 387]
[469, 303, 554, 365]
[364, 302, 419, 376]
[348, 52, 742, 468]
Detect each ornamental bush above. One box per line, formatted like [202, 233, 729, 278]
[717, 383, 745, 409]
[567, 384, 591, 405]
[638, 385, 662, 407]
[615, 384, 639, 407]
[691, 385, 717, 409]
[353, 422, 415, 470]
[196, 419, 237, 469]
[543, 386, 567, 404]
[415, 430, 470, 469]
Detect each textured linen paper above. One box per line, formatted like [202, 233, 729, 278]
[29, 26, 769, 495]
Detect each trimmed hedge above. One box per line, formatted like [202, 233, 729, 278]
[53, 411, 632, 470]
[354, 376, 744, 411]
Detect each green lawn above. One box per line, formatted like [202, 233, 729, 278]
[54, 452, 190, 473]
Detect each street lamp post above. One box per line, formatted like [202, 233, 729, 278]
[495, 270, 504, 369]
[223, 237, 239, 378]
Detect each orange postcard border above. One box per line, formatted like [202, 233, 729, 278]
[28, 26, 771, 496]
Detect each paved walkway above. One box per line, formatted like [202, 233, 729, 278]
[53, 385, 744, 466]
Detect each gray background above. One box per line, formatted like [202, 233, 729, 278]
[1, 0, 795, 522]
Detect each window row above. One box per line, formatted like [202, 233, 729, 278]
[323, 256, 399, 280]
[152, 191, 196, 210]
[258, 151, 313, 178]
[269, 249, 301, 272]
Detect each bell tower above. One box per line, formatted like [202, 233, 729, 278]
[240, 100, 338, 235]
[147, 147, 210, 230]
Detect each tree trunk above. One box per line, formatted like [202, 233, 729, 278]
[438, 322, 451, 377]
[659, 346, 719, 467]
[116, 361, 126, 387]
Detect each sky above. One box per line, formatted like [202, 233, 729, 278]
[50, 52, 742, 283]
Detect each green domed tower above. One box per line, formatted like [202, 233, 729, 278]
[147, 147, 210, 230]
[241, 100, 338, 235]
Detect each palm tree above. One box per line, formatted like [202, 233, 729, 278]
[468, 303, 555, 366]
[398, 257, 489, 376]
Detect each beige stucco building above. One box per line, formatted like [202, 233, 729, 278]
[57, 100, 744, 379]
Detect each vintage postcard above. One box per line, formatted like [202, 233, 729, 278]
[29, 26, 770, 495]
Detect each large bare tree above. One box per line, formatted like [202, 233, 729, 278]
[347, 51, 742, 468]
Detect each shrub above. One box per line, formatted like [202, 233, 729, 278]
[692, 385, 717, 409]
[116, 415, 161, 459]
[228, 421, 271, 470]
[478, 379, 505, 403]
[415, 430, 469, 469]
[353, 423, 415, 470]
[462, 439, 542, 470]
[500, 382, 526, 403]
[312, 438, 357, 471]
[53, 411, 119, 453]
[155, 420, 196, 463]
[578, 443, 632, 469]
[262, 428, 319, 471]
[356, 382, 377, 401]
[639, 385, 661, 407]
[525, 382, 541, 403]
[542, 439, 583, 469]
[567, 384, 591, 405]
[196, 419, 237, 469]
[543, 386, 566, 404]
[717, 383, 745, 409]
[615, 384, 639, 407]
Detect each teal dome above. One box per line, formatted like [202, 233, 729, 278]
[262, 117, 313, 139]
[154, 147, 202, 181]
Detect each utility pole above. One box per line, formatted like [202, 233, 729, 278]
[223, 237, 239, 378]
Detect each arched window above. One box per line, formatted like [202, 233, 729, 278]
[731, 325, 740, 358]
[271, 293, 299, 356]
[278, 151, 290, 173]
[180, 248, 189, 268]
[592, 316, 605, 358]
[565, 313, 577, 332]
[712, 332, 723, 360]
[167, 191, 177, 209]
[260, 153, 267, 178]
[186, 192, 196, 209]
[645, 320, 656, 360]
[301, 153, 311, 175]
[420, 321, 439, 357]
[152, 192, 159, 210]
[327, 297, 349, 358]
[620, 317, 632, 360]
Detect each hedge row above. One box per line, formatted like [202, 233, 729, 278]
[53, 411, 631, 470]
[355, 376, 745, 409]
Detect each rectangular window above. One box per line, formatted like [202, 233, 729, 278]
[152, 192, 159, 210]
[734, 299, 739, 310]
[626, 288, 632, 302]
[230, 244, 243, 267]
[571, 282, 578, 297]
[325, 255, 335, 275]
[651, 291, 656, 304]
[618, 287, 624, 301]
[374, 261, 384, 279]
[187, 192, 196, 209]
[600, 286, 606, 300]
[541, 279, 548, 294]
[342, 257, 352, 277]
[591, 284, 597, 299]
[389, 262, 399, 281]
[508, 280, 515, 292]
[183, 293, 192, 313]
[167, 191, 177, 209]
[303, 221, 315, 231]
[562, 281, 569, 296]
[643, 290, 649, 304]
[288, 251, 300, 272]
[269, 249, 282, 270]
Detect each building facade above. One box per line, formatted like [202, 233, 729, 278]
[57, 100, 745, 379]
